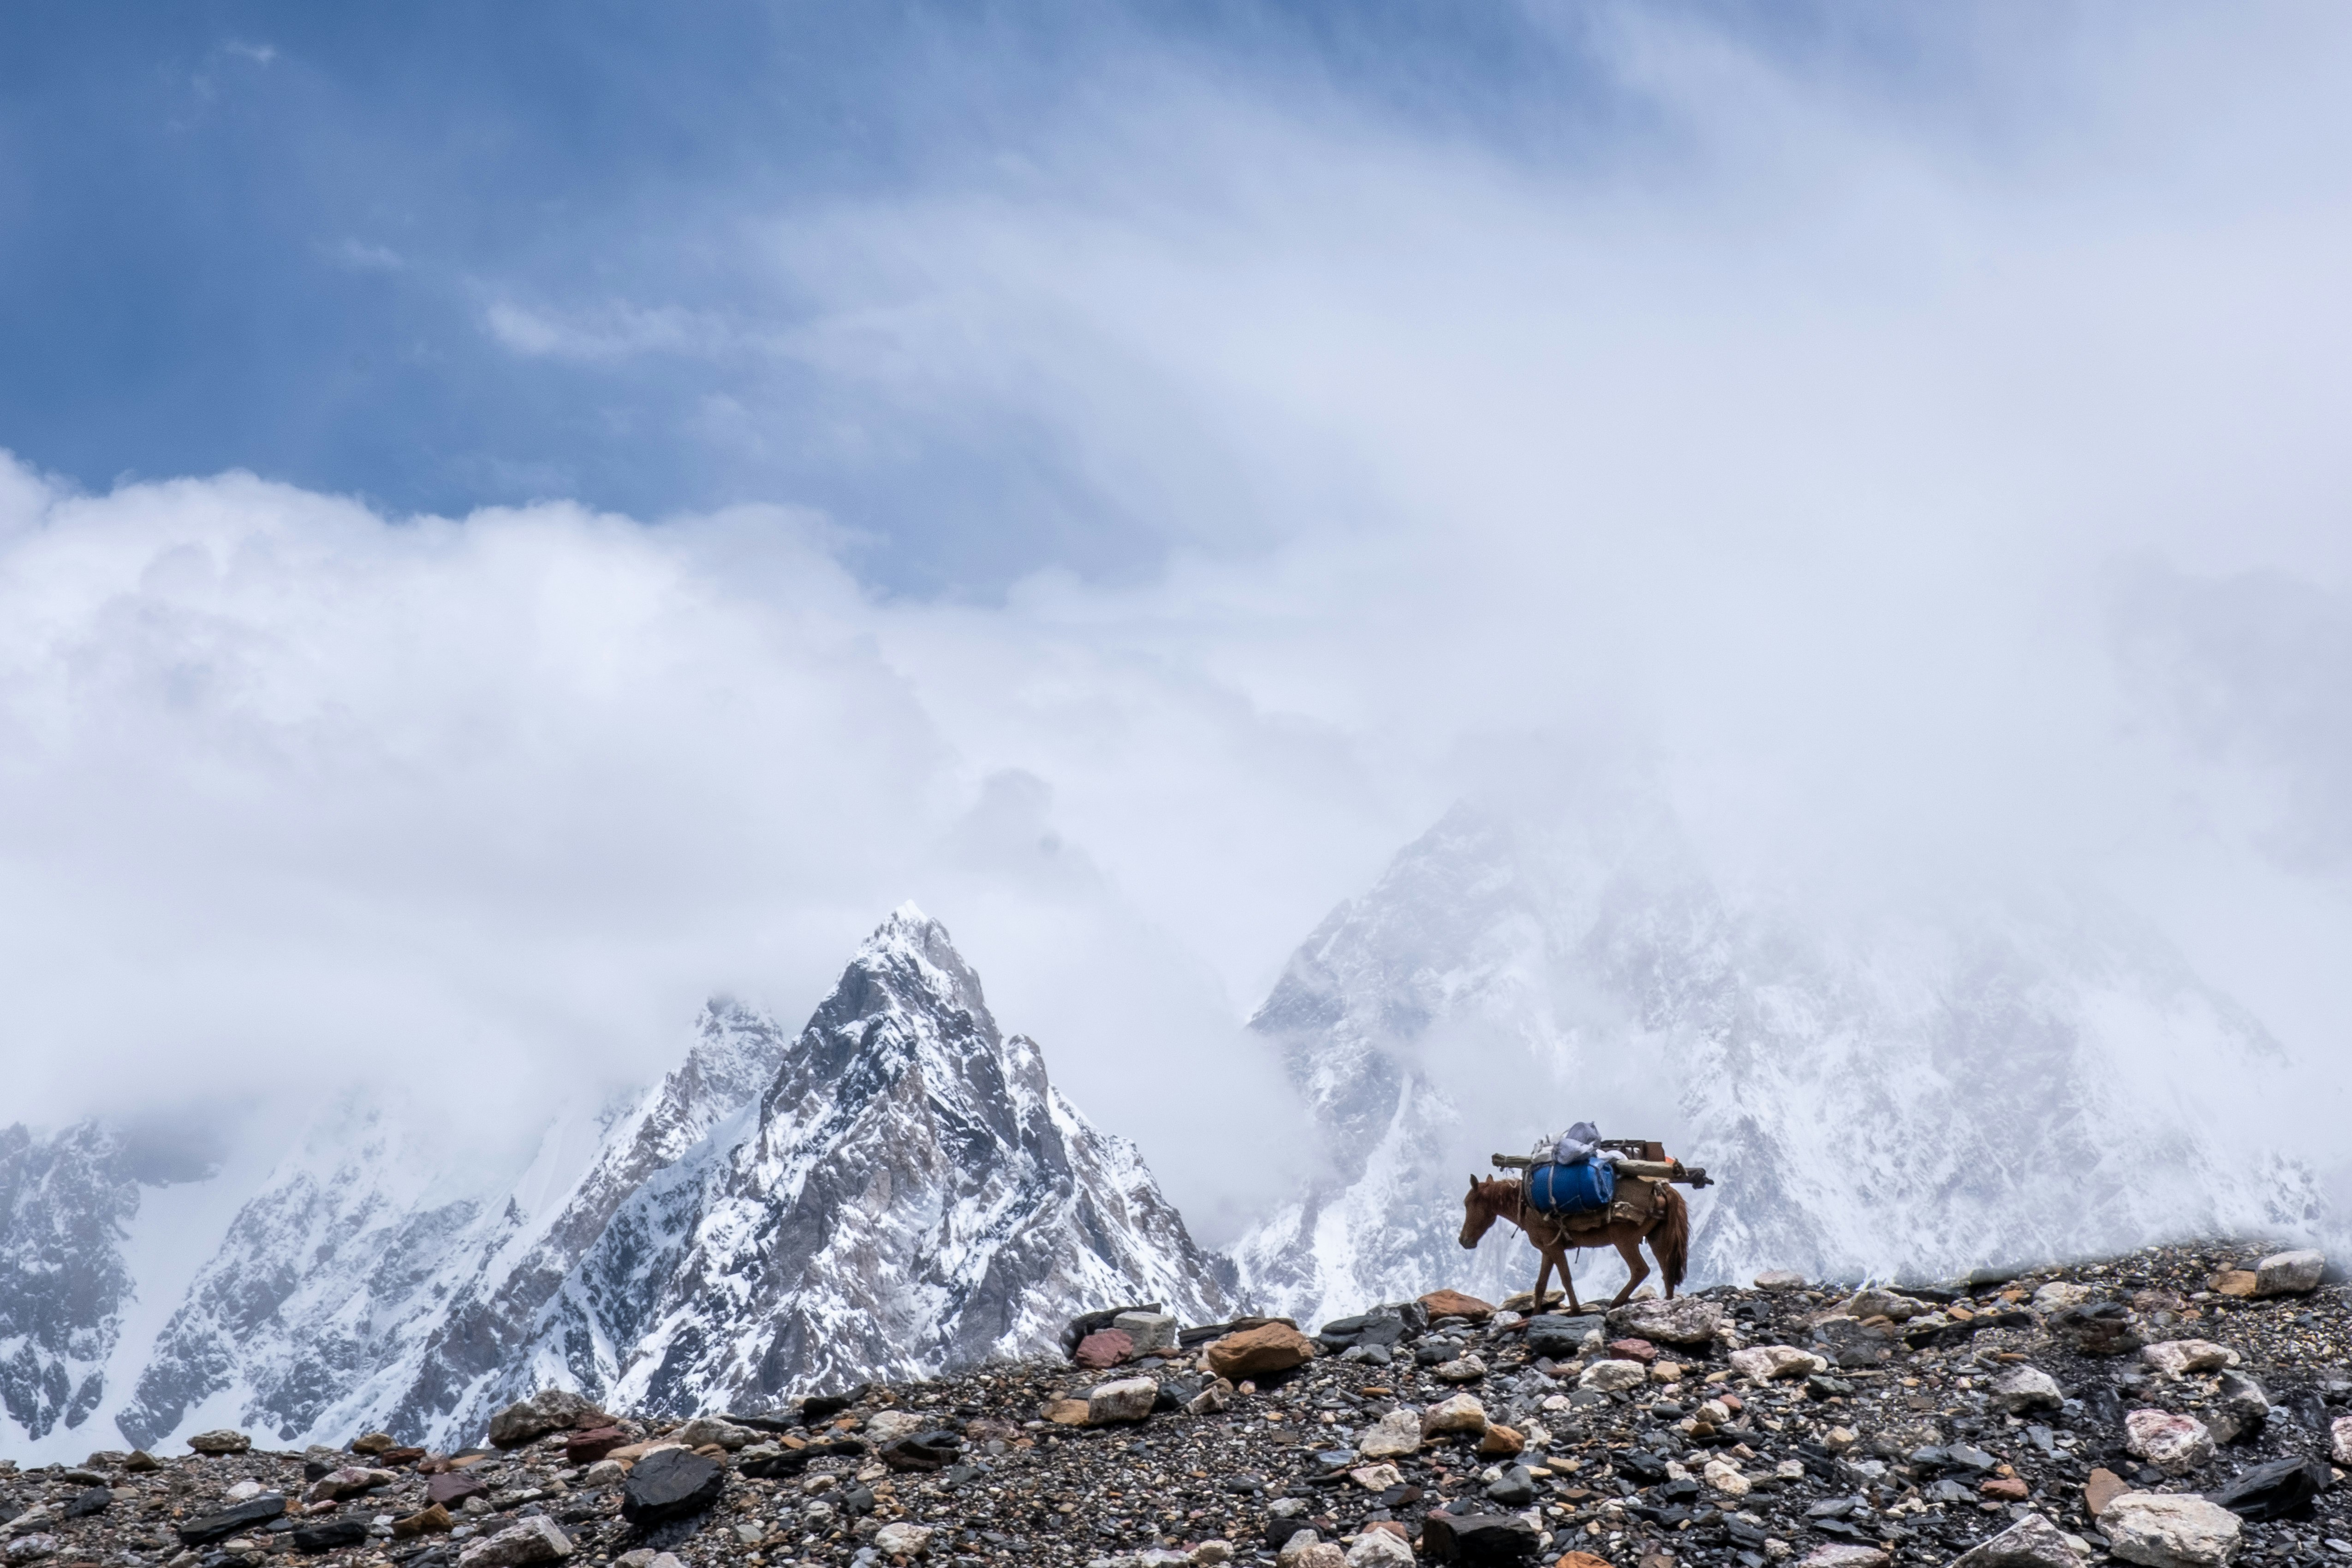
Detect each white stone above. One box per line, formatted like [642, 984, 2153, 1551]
[1834, 1288, 1931, 1322]
[2330, 1414, 2352, 1466]
[2033, 1281, 2097, 1310]
[872, 1521, 934, 1558]
[1703, 1460, 1751, 1497]
[2100, 1493, 2242, 1568]
[1345, 1533, 1416, 1568]
[1358, 1410, 1423, 1459]
[2126, 1409, 2215, 1475]
[1113, 1311, 1180, 1354]
[1088, 1377, 1160, 1425]
[2254, 1249, 2325, 1297]
[1190, 1544, 1233, 1567]
[1421, 1393, 1488, 1435]
[2141, 1341, 2238, 1378]
[456, 1517, 572, 1568]
[1276, 1530, 1324, 1565]
[1578, 1359, 1649, 1393]
[1949, 1511, 2088, 1568]
[862, 1411, 927, 1443]
[1607, 1298, 1726, 1346]
[1755, 1270, 1806, 1290]
[672, 1417, 755, 1450]
[1989, 1365, 2065, 1413]
[1730, 1345, 1828, 1382]
[1434, 1354, 1486, 1383]
[1348, 1464, 1402, 1491]
[1796, 1547, 1888, 1568]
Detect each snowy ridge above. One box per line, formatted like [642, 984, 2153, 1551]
[0, 1122, 140, 1449]
[1235, 800, 2331, 1329]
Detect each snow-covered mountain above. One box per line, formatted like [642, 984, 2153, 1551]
[0, 907, 1228, 1460]
[531, 903, 1234, 1411]
[1233, 800, 2330, 1328]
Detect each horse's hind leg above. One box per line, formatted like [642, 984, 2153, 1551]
[1560, 1246, 1582, 1315]
[1609, 1231, 1650, 1308]
[1531, 1248, 1555, 1312]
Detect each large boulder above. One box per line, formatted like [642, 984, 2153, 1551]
[185, 1430, 251, 1455]
[1207, 1322, 1317, 1380]
[2330, 1415, 2352, 1467]
[2126, 1410, 2215, 1476]
[488, 1389, 601, 1449]
[1523, 1315, 1602, 1359]
[1419, 1511, 1539, 1563]
[456, 1518, 572, 1568]
[1606, 1297, 1723, 1347]
[175, 1497, 287, 1549]
[1357, 1409, 1423, 1460]
[1577, 1359, 1648, 1393]
[1948, 1512, 2086, 1568]
[1813, 1317, 1897, 1368]
[2253, 1250, 2324, 1297]
[672, 1417, 755, 1450]
[1420, 1393, 1489, 1437]
[1087, 1377, 1159, 1425]
[1074, 1329, 1134, 1369]
[2143, 1341, 2237, 1378]
[2205, 1455, 2328, 1522]
[427, 1471, 492, 1509]
[1730, 1345, 1827, 1382]
[1418, 1290, 1495, 1323]
[306, 1467, 397, 1502]
[2101, 1493, 2242, 1568]
[1113, 1311, 1180, 1354]
[619, 1449, 726, 1527]
[1989, 1365, 2065, 1414]
[2046, 1303, 2143, 1357]
[1834, 1288, 1932, 1321]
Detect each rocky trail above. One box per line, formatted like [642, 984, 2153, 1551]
[6, 1242, 2348, 1568]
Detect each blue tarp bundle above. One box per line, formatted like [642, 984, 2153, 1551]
[1529, 1157, 1616, 1216]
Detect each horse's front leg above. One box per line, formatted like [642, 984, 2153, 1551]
[1531, 1247, 1555, 1312]
[1560, 1246, 1582, 1315]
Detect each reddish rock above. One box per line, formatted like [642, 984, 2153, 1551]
[426, 1472, 491, 1509]
[1073, 1329, 1134, 1369]
[1418, 1289, 1495, 1323]
[1609, 1338, 1659, 1364]
[1206, 1322, 1318, 1380]
[1979, 1477, 2030, 1501]
[2084, 1468, 2129, 1518]
[565, 1427, 629, 1465]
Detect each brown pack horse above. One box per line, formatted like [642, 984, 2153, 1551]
[1460, 1173, 1689, 1312]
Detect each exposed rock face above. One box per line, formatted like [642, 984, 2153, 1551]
[0, 1121, 140, 1445]
[1229, 799, 2329, 1324]
[554, 906, 1234, 1409]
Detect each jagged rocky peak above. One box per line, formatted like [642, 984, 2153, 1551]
[577, 902, 1235, 1413]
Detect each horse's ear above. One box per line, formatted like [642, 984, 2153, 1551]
[1467, 1174, 1477, 1191]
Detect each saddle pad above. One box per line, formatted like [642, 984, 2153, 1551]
[1529, 1158, 1615, 1215]
[1562, 1174, 1656, 1234]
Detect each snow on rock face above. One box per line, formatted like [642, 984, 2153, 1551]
[113, 999, 794, 1453]
[554, 904, 1234, 1412]
[1234, 800, 2328, 1327]
[0, 1122, 140, 1445]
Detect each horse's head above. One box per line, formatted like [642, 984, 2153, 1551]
[1459, 1174, 1504, 1249]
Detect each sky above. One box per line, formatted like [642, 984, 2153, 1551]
[5, 1, 2352, 1238]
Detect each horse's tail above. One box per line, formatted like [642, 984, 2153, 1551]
[1654, 1181, 1691, 1297]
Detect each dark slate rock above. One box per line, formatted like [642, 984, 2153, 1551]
[878, 1432, 961, 1472]
[2207, 1456, 2328, 1522]
[619, 1448, 725, 1527]
[797, 1387, 867, 1423]
[64, 1486, 112, 1518]
[292, 1520, 373, 1553]
[179, 1496, 289, 1547]
[1483, 1466, 1536, 1507]
[1422, 1510, 1542, 1564]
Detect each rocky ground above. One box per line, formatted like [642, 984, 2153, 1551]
[5, 1242, 2349, 1568]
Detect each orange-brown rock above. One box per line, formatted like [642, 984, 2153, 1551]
[1559, 1554, 1617, 1568]
[1980, 1477, 2029, 1501]
[1478, 1424, 1525, 1456]
[2084, 1468, 2129, 1517]
[1042, 1399, 1091, 1425]
[1419, 1289, 1495, 1323]
[1206, 1321, 1318, 1380]
[2210, 1270, 2259, 1298]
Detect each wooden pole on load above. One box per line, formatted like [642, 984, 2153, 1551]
[1489, 1152, 1714, 1188]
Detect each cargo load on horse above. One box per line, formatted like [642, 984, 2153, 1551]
[1461, 1131, 1713, 1311]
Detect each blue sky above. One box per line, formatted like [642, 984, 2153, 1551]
[0, 1, 2005, 592]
